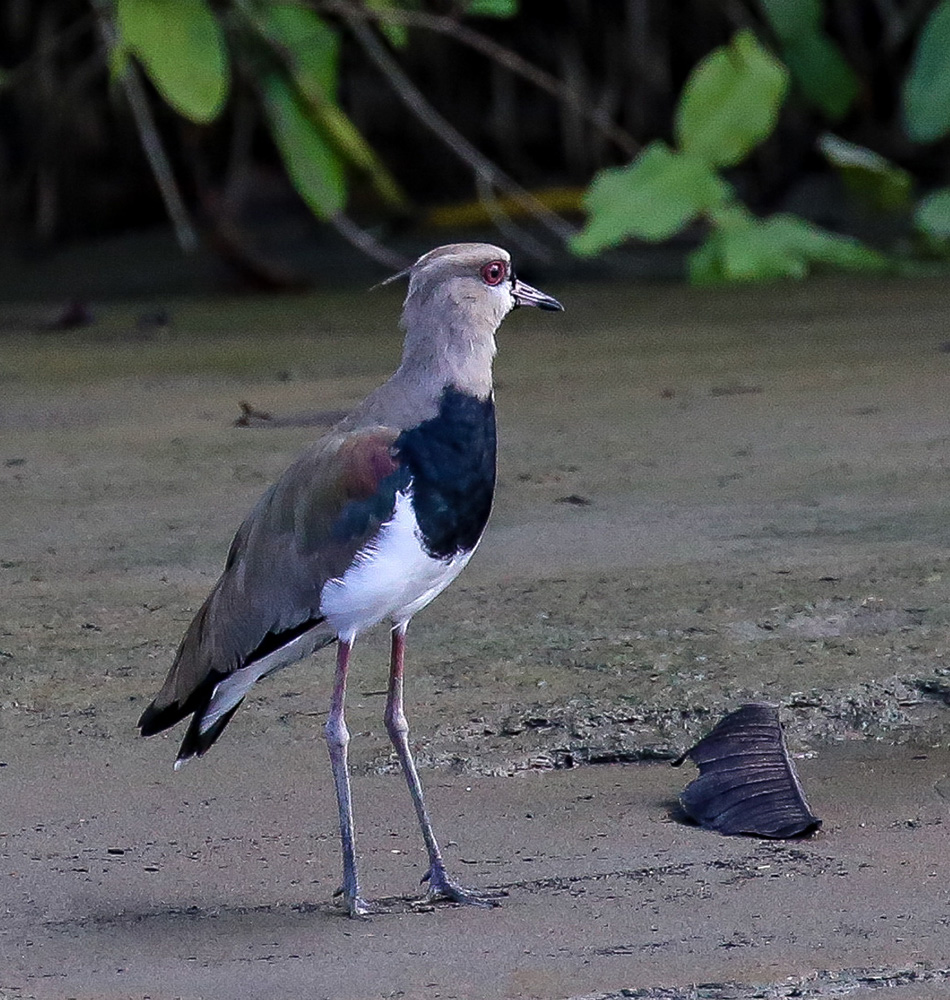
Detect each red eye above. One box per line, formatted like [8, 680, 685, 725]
[481, 260, 506, 286]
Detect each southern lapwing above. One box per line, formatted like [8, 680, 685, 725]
[138, 243, 562, 917]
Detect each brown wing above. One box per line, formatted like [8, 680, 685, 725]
[139, 425, 403, 747]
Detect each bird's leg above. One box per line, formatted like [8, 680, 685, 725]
[384, 622, 496, 908]
[325, 636, 370, 918]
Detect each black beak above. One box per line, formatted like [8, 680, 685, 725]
[512, 277, 563, 312]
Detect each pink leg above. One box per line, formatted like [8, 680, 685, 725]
[384, 622, 496, 907]
[325, 637, 369, 917]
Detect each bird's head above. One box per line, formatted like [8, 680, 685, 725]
[400, 243, 562, 324]
[385, 243, 562, 397]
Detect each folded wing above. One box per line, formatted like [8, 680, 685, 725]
[138, 426, 406, 761]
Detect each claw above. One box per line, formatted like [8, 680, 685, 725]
[422, 867, 500, 908]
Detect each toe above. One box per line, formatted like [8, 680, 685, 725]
[425, 870, 500, 908]
[334, 885, 373, 919]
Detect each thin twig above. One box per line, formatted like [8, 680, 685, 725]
[329, 2, 575, 241]
[330, 213, 410, 269]
[474, 175, 551, 261]
[319, 0, 638, 159]
[0, 11, 94, 94]
[119, 64, 200, 252]
[91, 5, 198, 252]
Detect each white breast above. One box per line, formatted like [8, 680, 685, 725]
[320, 489, 475, 642]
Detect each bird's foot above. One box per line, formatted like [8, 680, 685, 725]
[333, 885, 373, 919]
[422, 866, 501, 909]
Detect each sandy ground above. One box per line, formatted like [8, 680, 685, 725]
[2, 274, 950, 998]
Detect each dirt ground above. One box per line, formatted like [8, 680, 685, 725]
[2, 274, 950, 999]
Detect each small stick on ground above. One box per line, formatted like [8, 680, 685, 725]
[234, 402, 349, 428]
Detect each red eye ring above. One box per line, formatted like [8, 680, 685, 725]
[481, 260, 506, 286]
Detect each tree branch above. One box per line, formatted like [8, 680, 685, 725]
[92, 5, 198, 253]
[323, 0, 639, 160]
[330, 2, 576, 242]
[330, 213, 410, 269]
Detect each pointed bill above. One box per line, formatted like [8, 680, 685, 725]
[512, 277, 563, 311]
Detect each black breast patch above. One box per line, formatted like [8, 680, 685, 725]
[395, 386, 497, 559]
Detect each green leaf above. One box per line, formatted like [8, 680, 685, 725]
[115, 0, 229, 123]
[763, 214, 888, 272]
[782, 33, 858, 119]
[571, 141, 730, 256]
[716, 206, 809, 282]
[903, 0, 950, 143]
[467, 0, 519, 16]
[687, 235, 728, 285]
[255, 6, 407, 211]
[262, 4, 340, 100]
[107, 38, 131, 82]
[364, 0, 409, 48]
[759, 0, 857, 119]
[691, 208, 888, 285]
[310, 101, 407, 210]
[819, 134, 912, 212]
[261, 72, 346, 219]
[915, 188, 950, 241]
[758, 0, 821, 41]
[675, 30, 789, 168]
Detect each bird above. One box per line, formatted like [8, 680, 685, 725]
[138, 243, 563, 917]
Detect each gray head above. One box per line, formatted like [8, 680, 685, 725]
[392, 243, 562, 399]
[401, 242, 562, 321]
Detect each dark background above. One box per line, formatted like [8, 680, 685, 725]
[0, 0, 945, 295]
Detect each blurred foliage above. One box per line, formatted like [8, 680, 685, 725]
[759, 0, 858, 120]
[111, 0, 422, 224]
[818, 134, 912, 213]
[107, 0, 520, 228]
[675, 29, 788, 169]
[248, 3, 406, 217]
[115, 0, 230, 123]
[4, 1, 950, 285]
[902, 0, 950, 143]
[467, 0, 519, 15]
[574, 2, 950, 283]
[915, 187, 950, 244]
[689, 207, 887, 284]
[572, 142, 730, 250]
[260, 69, 347, 218]
[574, 30, 886, 282]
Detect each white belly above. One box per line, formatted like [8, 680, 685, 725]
[320, 489, 475, 642]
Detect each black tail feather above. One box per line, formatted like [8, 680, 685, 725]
[138, 622, 336, 761]
[175, 700, 244, 764]
[139, 679, 243, 765]
[138, 674, 221, 738]
[138, 699, 188, 737]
